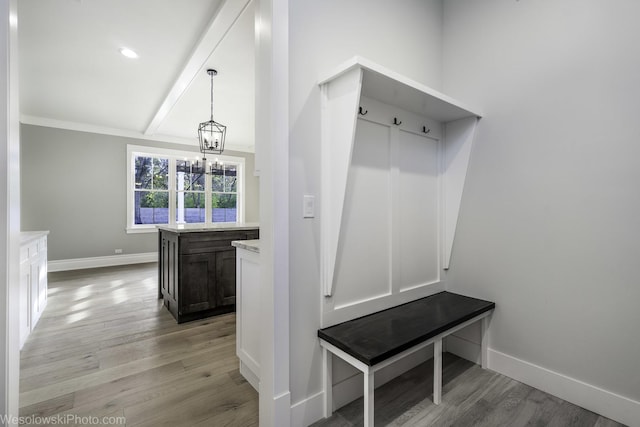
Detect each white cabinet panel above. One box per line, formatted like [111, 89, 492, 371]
[234, 242, 261, 391]
[19, 231, 49, 350]
[332, 119, 391, 309]
[19, 260, 31, 349]
[398, 129, 440, 291]
[30, 260, 43, 326]
[240, 256, 260, 367]
[38, 249, 48, 314]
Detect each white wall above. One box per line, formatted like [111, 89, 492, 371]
[288, 0, 443, 421]
[1, 0, 21, 422]
[20, 124, 260, 261]
[442, 0, 640, 424]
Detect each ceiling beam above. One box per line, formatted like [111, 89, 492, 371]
[144, 0, 252, 136]
[23, 114, 255, 153]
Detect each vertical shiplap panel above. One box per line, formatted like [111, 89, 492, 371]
[332, 120, 391, 308]
[398, 130, 440, 290]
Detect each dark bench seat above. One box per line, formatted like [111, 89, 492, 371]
[318, 291, 495, 427]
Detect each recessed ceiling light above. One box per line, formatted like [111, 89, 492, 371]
[119, 47, 138, 59]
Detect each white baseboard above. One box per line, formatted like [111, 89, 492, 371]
[274, 391, 292, 427]
[291, 391, 324, 427]
[48, 252, 157, 272]
[448, 337, 640, 427]
[239, 361, 259, 392]
[490, 349, 640, 427]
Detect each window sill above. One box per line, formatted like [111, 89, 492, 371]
[126, 227, 159, 234]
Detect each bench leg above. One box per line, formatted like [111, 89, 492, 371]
[433, 338, 442, 405]
[323, 347, 333, 418]
[364, 369, 374, 427]
[481, 316, 489, 369]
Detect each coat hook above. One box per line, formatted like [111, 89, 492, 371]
[393, 117, 402, 126]
[422, 126, 431, 134]
[358, 106, 368, 116]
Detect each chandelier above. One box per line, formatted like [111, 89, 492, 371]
[198, 69, 226, 158]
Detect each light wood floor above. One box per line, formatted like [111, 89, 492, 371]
[312, 353, 627, 427]
[19, 263, 258, 427]
[21, 263, 627, 427]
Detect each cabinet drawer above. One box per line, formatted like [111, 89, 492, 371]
[245, 230, 259, 240]
[181, 232, 248, 254]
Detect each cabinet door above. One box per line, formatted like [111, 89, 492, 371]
[180, 253, 217, 314]
[161, 233, 178, 300]
[216, 249, 237, 307]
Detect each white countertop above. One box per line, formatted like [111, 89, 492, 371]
[20, 230, 49, 245]
[157, 222, 259, 234]
[232, 239, 260, 253]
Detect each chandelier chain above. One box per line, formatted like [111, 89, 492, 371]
[210, 70, 214, 121]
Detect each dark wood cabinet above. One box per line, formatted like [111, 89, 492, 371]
[216, 249, 237, 307]
[158, 227, 259, 323]
[181, 252, 217, 314]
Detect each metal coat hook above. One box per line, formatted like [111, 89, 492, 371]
[393, 117, 402, 126]
[358, 106, 368, 116]
[422, 126, 431, 134]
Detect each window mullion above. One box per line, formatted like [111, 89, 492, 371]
[205, 167, 212, 224]
[169, 157, 176, 224]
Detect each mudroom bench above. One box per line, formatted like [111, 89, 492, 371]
[317, 291, 495, 427]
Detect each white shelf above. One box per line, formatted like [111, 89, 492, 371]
[319, 56, 482, 122]
[319, 57, 482, 308]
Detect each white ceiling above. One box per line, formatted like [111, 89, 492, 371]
[18, 0, 255, 152]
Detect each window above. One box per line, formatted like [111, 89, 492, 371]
[211, 163, 238, 222]
[133, 156, 169, 225]
[176, 160, 206, 223]
[126, 145, 245, 233]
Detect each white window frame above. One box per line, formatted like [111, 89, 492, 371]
[126, 144, 245, 234]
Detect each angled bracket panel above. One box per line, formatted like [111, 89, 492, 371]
[443, 116, 479, 269]
[320, 67, 363, 297]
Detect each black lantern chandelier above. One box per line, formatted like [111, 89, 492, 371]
[198, 69, 226, 158]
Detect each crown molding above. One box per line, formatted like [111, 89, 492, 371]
[20, 114, 255, 153]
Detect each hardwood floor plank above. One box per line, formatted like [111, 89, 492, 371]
[20, 353, 100, 391]
[20, 263, 258, 427]
[70, 361, 186, 409]
[20, 342, 102, 371]
[312, 352, 627, 427]
[71, 362, 239, 421]
[546, 401, 600, 427]
[18, 392, 75, 418]
[517, 388, 563, 426]
[595, 416, 629, 427]
[21, 322, 236, 407]
[123, 368, 256, 427]
[190, 398, 260, 427]
[404, 367, 514, 426]
[450, 382, 533, 426]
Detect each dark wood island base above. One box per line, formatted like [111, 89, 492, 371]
[157, 224, 259, 323]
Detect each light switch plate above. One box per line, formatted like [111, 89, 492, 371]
[303, 195, 315, 218]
